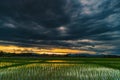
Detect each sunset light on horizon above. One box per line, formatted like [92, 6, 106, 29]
[0, 45, 95, 54]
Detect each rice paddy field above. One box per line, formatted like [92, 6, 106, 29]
[0, 57, 120, 80]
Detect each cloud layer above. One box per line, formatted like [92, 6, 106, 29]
[0, 0, 120, 54]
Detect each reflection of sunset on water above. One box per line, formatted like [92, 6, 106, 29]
[46, 60, 67, 63]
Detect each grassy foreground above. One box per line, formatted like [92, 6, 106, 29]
[0, 57, 120, 80]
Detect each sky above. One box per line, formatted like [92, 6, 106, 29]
[0, 0, 120, 55]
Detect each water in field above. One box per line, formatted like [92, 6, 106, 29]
[0, 59, 120, 80]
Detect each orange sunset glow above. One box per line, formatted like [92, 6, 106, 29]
[0, 45, 95, 54]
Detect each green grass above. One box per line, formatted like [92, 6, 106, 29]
[0, 57, 120, 80]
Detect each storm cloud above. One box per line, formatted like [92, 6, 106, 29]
[0, 0, 120, 54]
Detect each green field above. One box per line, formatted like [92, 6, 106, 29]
[0, 57, 120, 80]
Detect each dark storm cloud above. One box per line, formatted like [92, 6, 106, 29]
[0, 0, 120, 54]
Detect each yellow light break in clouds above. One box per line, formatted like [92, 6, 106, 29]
[0, 45, 96, 55]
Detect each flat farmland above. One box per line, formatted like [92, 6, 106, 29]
[0, 57, 120, 80]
